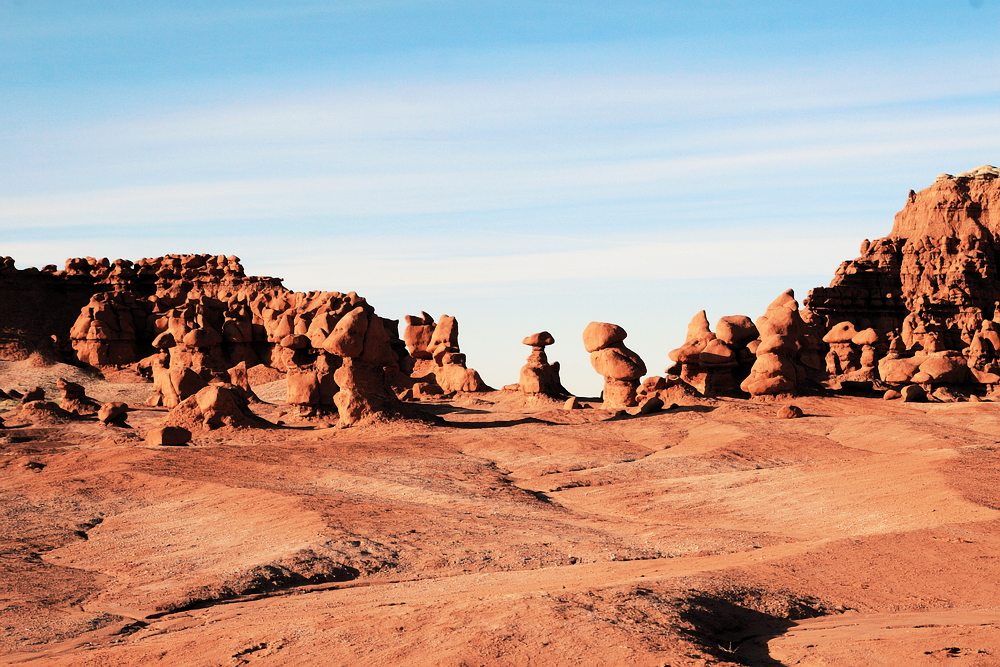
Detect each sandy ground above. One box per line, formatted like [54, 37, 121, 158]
[3, 360, 1000, 665]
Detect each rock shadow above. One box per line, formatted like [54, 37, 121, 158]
[680, 592, 818, 665]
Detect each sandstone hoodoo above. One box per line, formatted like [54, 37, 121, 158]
[667, 310, 759, 397]
[2, 253, 410, 425]
[740, 289, 819, 397]
[507, 331, 569, 396]
[403, 312, 491, 396]
[583, 321, 646, 409]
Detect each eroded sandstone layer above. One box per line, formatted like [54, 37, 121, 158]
[1, 254, 409, 424]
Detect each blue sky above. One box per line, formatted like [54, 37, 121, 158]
[2, 1, 999, 394]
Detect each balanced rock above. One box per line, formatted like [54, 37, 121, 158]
[516, 331, 567, 396]
[667, 311, 757, 397]
[405, 313, 490, 396]
[583, 322, 646, 410]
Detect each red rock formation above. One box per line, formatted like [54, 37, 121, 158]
[403, 313, 490, 396]
[583, 322, 646, 409]
[509, 331, 568, 396]
[666, 311, 757, 396]
[741, 290, 812, 397]
[806, 165, 1000, 393]
[2, 254, 408, 425]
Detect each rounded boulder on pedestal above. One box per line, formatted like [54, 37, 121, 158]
[582, 322, 627, 353]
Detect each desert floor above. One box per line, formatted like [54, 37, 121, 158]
[3, 359, 1000, 666]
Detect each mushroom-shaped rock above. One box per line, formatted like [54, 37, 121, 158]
[517, 331, 566, 396]
[522, 331, 555, 347]
[851, 328, 878, 346]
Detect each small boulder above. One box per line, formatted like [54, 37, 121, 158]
[883, 389, 902, 400]
[776, 404, 804, 419]
[146, 426, 192, 446]
[564, 396, 581, 410]
[98, 402, 129, 426]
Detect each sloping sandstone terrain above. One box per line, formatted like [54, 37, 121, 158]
[4, 167, 1000, 666]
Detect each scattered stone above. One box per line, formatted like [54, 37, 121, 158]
[145, 426, 192, 446]
[883, 389, 902, 400]
[901, 384, 927, 402]
[11, 401, 72, 425]
[564, 396, 581, 410]
[98, 402, 129, 426]
[21, 387, 45, 403]
[931, 386, 964, 403]
[776, 404, 804, 419]
[57, 378, 100, 415]
[163, 385, 259, 430]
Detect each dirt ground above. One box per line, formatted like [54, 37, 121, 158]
[3, 359, 1000, 666]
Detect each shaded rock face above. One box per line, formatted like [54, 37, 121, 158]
[807, 168, 1000, 351]
[2, 254, 408, 426]
[582, 322, 646, 410]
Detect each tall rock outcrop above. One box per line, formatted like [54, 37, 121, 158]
[805, 165, 1000, 391]
[806, 166, 1000, 346]
[583, 322, 646, 409]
